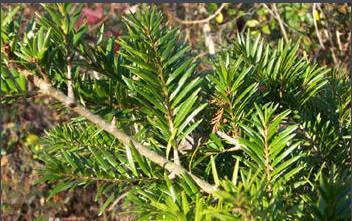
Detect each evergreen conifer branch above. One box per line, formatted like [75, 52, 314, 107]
[2, 5, 350, 219]
[17, 68, 218, 194]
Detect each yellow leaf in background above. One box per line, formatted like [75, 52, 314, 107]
[33, 144, 43, 152]
[261, 25, 271, 35]
[25, 134, 39, 145]
[314, 10, 320, 21]
[215, 13, 224, 23]
[246, 19, 259, 28]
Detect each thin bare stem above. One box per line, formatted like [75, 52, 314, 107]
[67, 62, 74, 101]
[107, 191, 129, 211]
[263, 3, 288, 44]
[271, 4, 288, 44]
[313, 3, 326, 50]
[174, 3, 227, 25]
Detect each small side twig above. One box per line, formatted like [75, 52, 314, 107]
[313, 3, 325, 50]
[335, 30, 343, 51]
[271, 4, 289, 44]
[324, 29, 338, 64]
[174, 3, 227, 25]
[107, 190, 130, 211]
[263, 3, 289, 44]
[216, 131, 241, 151]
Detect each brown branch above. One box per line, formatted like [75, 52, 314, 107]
[18, 69, 218, 194]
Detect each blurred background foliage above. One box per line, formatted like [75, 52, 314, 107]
[0, 3, 350, 220]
